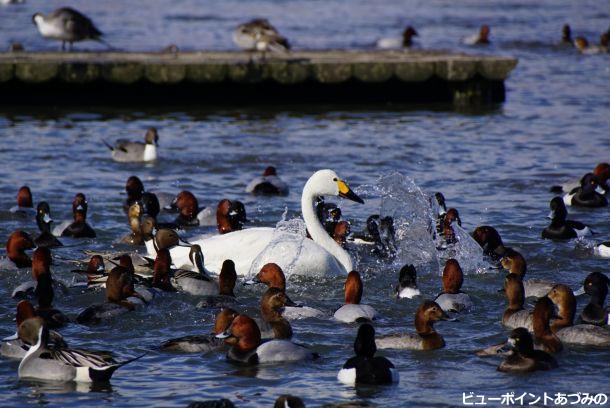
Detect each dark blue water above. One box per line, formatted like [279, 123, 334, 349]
[0, 0, 609, 407]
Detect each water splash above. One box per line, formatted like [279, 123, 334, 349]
[436, 224, 489, 274]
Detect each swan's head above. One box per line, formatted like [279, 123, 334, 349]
[306, 170, 364, 204]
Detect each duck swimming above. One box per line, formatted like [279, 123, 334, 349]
[500, 248, 555, 298]
[338, 323, 398, 386]
[71, 255, 107, 288]
[12, 246, 53, 299]
[334, 271, 377, 323]
[497, 328, 557, 373]
[563, 173, 607, 207]
[434, 259, 473, 313]
[5, 230, 35, 268]
[34, 202, 62, 248]
[35, 272, 69, 329]
[123, 176, 144, 213]
[376, 300, 450, 350]
[501, 273, 533, 331]
[350, 214, 397, 258]
[160, 308, 238, 353]
[542, 197, 591, 240]
[547, 284, 610, 347]
[9, 185, 34, 216]
[472, 225, 507, 261]
[245, 166, 289, 196]
[104, 127, 158, 162]
[395, 264, 420, 299]
[376, 26, 418, 49]
[252, 263, 324, 319]
[61, 193, 96, 238]
[216, 314, 316, 364]
[154, 170, 364, 277]
[532, 296, 563, 353]
[258, 287, 296, 340]
[463, 25, 490, 45]
[579, 272, 609, 326]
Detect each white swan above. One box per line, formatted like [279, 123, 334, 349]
[148, 170, 364, 276]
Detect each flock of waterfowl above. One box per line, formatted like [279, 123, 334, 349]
[2, 120, 610, 405]
[3, 5, 606, 56]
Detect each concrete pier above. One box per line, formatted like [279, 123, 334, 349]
[0, 50, 517, 106]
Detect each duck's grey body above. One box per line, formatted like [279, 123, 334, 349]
[33, 8, 103, 50]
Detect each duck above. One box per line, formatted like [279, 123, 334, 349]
[542, 197, 591, 240]
[332, 221, 350, 248]
[12, 246, 53, 299]
[5, 230, 35, 268]
[17, 317, 139, 382]
[216, 199, 246, 234]
[350, 214, 397, 258]
[194, 260, 238, 308]
[547, 284, 610, 347]
[32, 7, 107, 51]
[120, 202, 145, 245]
[233, 19, 290, 58]
[574, 35, 609, 54]
[216, 314, 316, 364]
[154, 170, 364, 277]
[1, 300, 66, 359]
[338, 323, 398, 386]
[497, 328, 557, 373]
[579, 272, 609, 326]
[334, 271, 377, 323]
[472, 225, 508, 260]
[532, 296, 563, 353]
[439, 208, 461, 245]
[103, 127, 158, 162]
[258, 287, 297, 340]
[274, 395, 304, 408]
[167, 190, 210, 227]
[431, 192, 447, 230]
[245, 166, 289, 196]
[60, 193, 96, 238]
[251, 263, 324, 319]
[376, 26, 418, 49]
[35, 272, 69, 329]
[500, 248, 555, 298]
[594, 242, 610, 258]
[34, 202, 62, 247]
[563, 173, 607, 207]
[71, 255, 107, 288]
[501, 273, 533, 331]
[76, 258, 148, 324]
[159, 308, 238, 353]
[463, 25, 490, 45]
[561, 24, 573, 45]
[9, 185, 35, 216]
[434, 259, 473, 313]
[376, 300, 450, 350]
[395, 264, 420, 299]
[123, 176, 144, 213]
[550, 162, 610, 194]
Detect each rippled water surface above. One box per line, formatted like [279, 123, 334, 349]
[1, 0, 610, 407]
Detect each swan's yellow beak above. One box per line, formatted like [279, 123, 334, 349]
[337, 179, 364, 204]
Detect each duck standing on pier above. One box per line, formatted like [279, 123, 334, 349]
[233, 19, 290, 59]
[32, 7, 107, 51]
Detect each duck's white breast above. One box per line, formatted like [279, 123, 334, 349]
[334, 304, 377, 323]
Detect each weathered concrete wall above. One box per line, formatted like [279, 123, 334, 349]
[0, 50, 518, 105]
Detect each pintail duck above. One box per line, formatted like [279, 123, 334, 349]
[103, 127, 158, 162]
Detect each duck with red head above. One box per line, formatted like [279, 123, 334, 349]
[5, 230, 35, 268]
[71, 254, 107, 288]
[338, 323, 398, 385]
[501, 249, 556, 298]
[104, 127, 159, 162]
[472, 225, 507, 260]
[216, 199, 246, 234]
[195, 259, 239, 308]
[463, 24, 490, 45]
[575, 35, 609, 54]
[1, 300, 67, 359]
[375, 25, 418, 49]
[333, 221, 350, 247]
[160, 308, 239, 353]
[501, 273, 533, 331]
[61, 193, 96, 238]
[258, 287, 296, 340]
[216, 314, 317, 364]
[434, 259, 473, 313]
[563, 173, 607, 208]
[542, 197, 591, 240]
[377, 300, 452, 351]
[170, 190, 205, 227]
[547, 284, 610, 347]
[9, 185, 35, 216]
[532, 296, 563, 353]
[12, 247, 54, 299]
[250, 263, 324, 319]
[441, 208, 461, 244]
[550, 162, 610, 194]
[35, 272, 69, 329]
[334, 271, 377, 323]
[245, 166, 289, 196]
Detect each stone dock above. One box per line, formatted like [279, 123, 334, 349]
[0, 50, 518, 106]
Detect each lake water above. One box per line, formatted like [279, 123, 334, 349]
[0, 0, 609, 407]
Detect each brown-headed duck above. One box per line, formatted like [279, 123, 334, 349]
[575, 34, 609, 54]
[195, 259, 239, 308]
[216, 199, 246, 234]
[542, 197, 591, 240]
[216, 314, 316, 364]
[434, 259, 473, 313]
[338, 323, 398, 385]
[547, 284, 610, 347]
[472, 225, 507, 260]
[251, 263, 324, 319]
[563, 173, 607, 207]
[501, 248, 555, 298]
[12, 246, 53, 299]
[376, 25, 418, 49]
[501, 273, 533, 331]
[5, 230, 35, 268]
[334, 271, 377, 323]
[532, 296, 563, 353]
[245, 166, 289, 196]
[333, 220, 350, 247]
[258, 287, 296, 340]
[121, 202, 145, 245]
[497, 328, 557, 373]
[61, 193, 96, 238]
[123, 175, 144, 213]
[34, 202, 62, 248]
[71, 254, 106, 288]
[104, 127, 158, 162]
[395, 264, 420, 299]
[463, 25, 490, 45]
[160, 308, 239, 353]
[35, 272, 69, 329]
[170, 190, 205, 227]
[9, 185, 35, 215]
[376, 300, 451, 350]
[441, 208, 461, 245]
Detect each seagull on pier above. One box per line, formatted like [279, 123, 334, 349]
[233, 19, 290, 59]
[32, 7, 108, 51]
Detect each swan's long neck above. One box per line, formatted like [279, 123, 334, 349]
[301, 183, 353, 273]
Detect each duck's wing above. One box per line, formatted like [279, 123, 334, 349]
[54, 7, 102, 38]
[49, 347, 117, 368]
